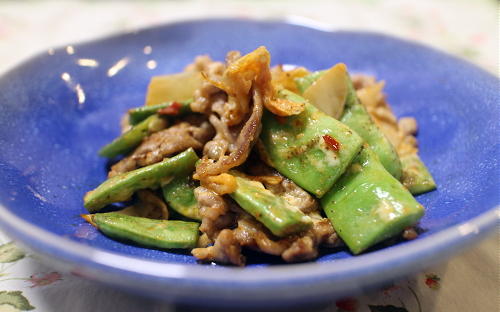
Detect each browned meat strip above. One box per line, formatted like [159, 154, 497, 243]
[310, 214, 341, 247]
[108, 121, 214, 177]
[194, 90, 263, 179]
[132, 122, 207, 165]
[194, 186, 235, 241]
[193, 48, 275, 185]
[203, 135, 229, 160]
[191, 229, 245, 266]
[248, 163, 319, 214]
[192, 160, 341, 265]
[184, 55, 225, 74]
[353, 74, 419, 157]
[186, 55, 226, 114]
[233, 213, 289, 256]
[195, 208, 341, 265]
[279, 212, 341, 263]
[402, 226, 418, 240]
[281, 236, 317, 262]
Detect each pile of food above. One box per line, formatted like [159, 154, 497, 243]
[83, 46, 436, 266]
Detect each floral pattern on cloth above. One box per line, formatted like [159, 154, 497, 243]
[0, 240, 63, 311]
[0, 235, 471, 312]
[0, 241, 34, 311]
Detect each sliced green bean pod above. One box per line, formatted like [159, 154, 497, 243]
[340, 78, 402, 179]
[296, 69, 403, 179]
[229, 173, 312, 237]
[400, 154, 437, 195]
[162, 175, 201, 221]
[321, 146, 424, 254]
[295, 70, 325, 94]
[86, 212, 199, 249]
[99, 114, 167, 158]
[128, 100, 192, 125]
[84, 148, 199, 212]
[260, 91, 364, 197]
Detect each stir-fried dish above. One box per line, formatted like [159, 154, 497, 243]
[83, 47, 436, 266]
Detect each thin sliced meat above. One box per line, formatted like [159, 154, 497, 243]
[194, 89, 263, 179]
[248, 163, 319, 214]
[233, 213, 290, 256]
[187, 56, 226, 114]
[215, 47, 271, 126]
[353, 74, 419, 157]
[281, 236, 317, 262]
[108, 121, 214, 177]
[194, 186, 235, 241]
[203, 135, 229, 160]
[192, 209, 341, 265]
[208, 208, 341, 264]
[192, 229, 245, 266]
[281, 213, 341, 262]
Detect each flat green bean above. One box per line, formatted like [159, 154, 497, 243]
[229, 172, 312, 237]
[128, 100, 192, 125]
[88, 212, 199, 249]
[84, 148, 199, 212]
[99, 114, 167, 158]
[321, 146, 424, 254]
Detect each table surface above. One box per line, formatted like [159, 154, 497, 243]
[0, 1, 498, 311]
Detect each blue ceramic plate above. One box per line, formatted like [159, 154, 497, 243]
[0, 19, 498, 306]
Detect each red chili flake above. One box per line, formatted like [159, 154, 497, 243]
[158, 102, 182, 116]
[274, 115, 287, 125]
[424, 273, 441, 290]
[323, 134, 341, 151]
[335, 298, 358, 311]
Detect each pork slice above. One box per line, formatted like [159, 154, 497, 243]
[108, 121, 214, 177]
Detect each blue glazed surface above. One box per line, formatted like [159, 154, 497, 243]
[0, 19, 498, 304]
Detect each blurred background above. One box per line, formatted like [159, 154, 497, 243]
[0, 0, 497, 74]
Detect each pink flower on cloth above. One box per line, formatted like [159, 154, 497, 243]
[424, 273, 441, 290]
[27, 272, 62, 288]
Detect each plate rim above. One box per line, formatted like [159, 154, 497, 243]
[0, 18, 498, 299]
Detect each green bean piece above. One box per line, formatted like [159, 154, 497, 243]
[89, 213, 199, 249]
[295, 70, 325, 94]
[162, 175, 201, 221]
[229, 173, 312, 237]
[99, 114, 167, 158]
[321, 146, 424, 254]
[260, 91, 364, 197]
[128, 100, 192, 125]
[400, 154, 437, 195]
[340, 77, 403, 179]
[84, 148, 199, 212]
[296, 69, 403, 179]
